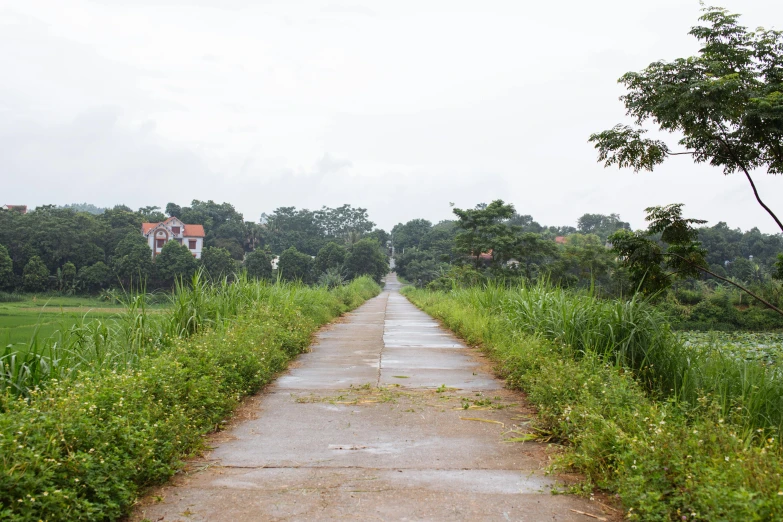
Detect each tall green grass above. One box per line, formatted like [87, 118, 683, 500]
[438, 281, 783, 437]
[404, 283, 783, 520]
[0, 274, 380, 521]
[1, 270, 379, 397]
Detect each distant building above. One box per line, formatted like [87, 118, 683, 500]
[142, 217, 205, 259]
[2, 205, 28, 214]
[554, 236, 567, 245]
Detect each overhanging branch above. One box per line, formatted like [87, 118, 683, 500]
[664, 252, 783, 316]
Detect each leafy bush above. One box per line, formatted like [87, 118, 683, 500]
[0, 277, 380, 521]
[674, 286, 702, 305]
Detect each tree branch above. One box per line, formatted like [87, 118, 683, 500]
[714, 130, 783, 234]
[664, 252, 783, 316]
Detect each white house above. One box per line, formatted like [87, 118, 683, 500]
[142, 217, 205, 259]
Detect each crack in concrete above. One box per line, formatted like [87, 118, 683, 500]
[376, 288, 390, 388]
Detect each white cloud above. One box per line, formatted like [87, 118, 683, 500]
[1, 0, 781, 232]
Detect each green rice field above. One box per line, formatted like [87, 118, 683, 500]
[0, 295, 164, 346]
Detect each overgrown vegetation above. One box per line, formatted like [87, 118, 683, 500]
[404, 284, 783, 520]
[0, 275, 380, 520]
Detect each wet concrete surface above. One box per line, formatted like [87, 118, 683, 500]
[132, 274, 619, 522]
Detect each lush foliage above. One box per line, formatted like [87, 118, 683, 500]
[262, 204, 379, 256]
[453, 200, 519, 267]
[0, 276, 380, 520]
[0, 201, 391, 294]
[590, 6, 783, 234]
[405, 284, 783, 520]
[22, 256, 50, 293]
[154, 241, 198, 287]
[278, 246, 314, 283]
[343, 239, 388, 284]
[0, 245, 12, 290]
[200, 246, 237, 281]
[244, 249, 273, 280]
[314, 242, 347, 275]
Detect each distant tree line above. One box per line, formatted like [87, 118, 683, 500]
[392, 200, 783, 329]
[0, 201, 389, 294]
[392, 201, 783, 294]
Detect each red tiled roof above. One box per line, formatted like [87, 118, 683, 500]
[183, 224, 205, 237]
[555, 236, 567, 244]
[141, 222, 205, 237]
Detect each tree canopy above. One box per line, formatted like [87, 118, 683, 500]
[244, 249, 273, 280]
[590, 6, 783, 232]
[452, 200, 519, 267]
[278, 246, 314, 283]
[344, 239, 388, 284]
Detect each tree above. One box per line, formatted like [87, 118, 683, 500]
[365, 229, 391, 252]
[23, 256, 50, 292]
[391, 219, 432, 251]
[278, 246, 314, 283]
[314, 204, 375, 242]
[452, 200, 519, 267]
[112, 232, 153, 287]
[201, 246, 236, 281]
[58, 261, 77, 293]
[576, 213, 631, 242]
[138, 206, 165, 223]
[263, 207, 325, 255]
[210, 237, 245, 260]
[554, 234, 616, 288]
[165, 202, 182, 218]
[514, 232, 560, 281]
[0, 244, 13, 289]
[610, 204, 783, 315]
[244, 221, 264, 252]
[314, 242, 347, 275]
[507, 214, 543, 233]
[77, 262, 112, 293]
[155, 241, 198, 286]
[590, 6, 783, 233]
[244, 249, 273, 280]
[344, 239, 388, 283]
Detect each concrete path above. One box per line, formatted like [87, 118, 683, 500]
[133, 275, 617, 521]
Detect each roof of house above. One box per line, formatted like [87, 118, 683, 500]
[141, 221, 206, 237]
[183, 224, 206, 237]
[3, 205, 28, 213]
[554, 236, 567, 244]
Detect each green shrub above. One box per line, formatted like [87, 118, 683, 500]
[674, 287, 702, 305]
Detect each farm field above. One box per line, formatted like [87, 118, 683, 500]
[0, 295, 166, 346]
[679, 330, 783, 364]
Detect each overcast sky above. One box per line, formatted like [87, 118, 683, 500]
[2, 0, 782, 232]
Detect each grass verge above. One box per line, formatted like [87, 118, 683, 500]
[403, 285, 783, 521]
[0, 276, 380, 521]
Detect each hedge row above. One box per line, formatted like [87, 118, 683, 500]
[0, 277, 380, 521]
